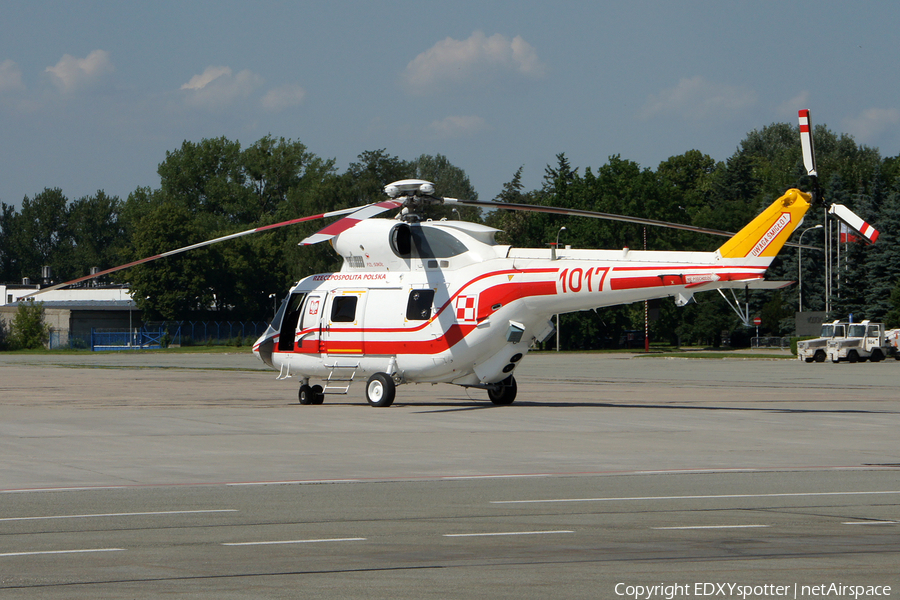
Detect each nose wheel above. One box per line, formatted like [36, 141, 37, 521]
[298, 384, 324, 405]
[487, 376, 517, 405]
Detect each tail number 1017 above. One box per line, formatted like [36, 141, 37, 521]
[558, 267, 610, 294]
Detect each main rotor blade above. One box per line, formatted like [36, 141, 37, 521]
[300, 199, 403, 245]
[22, 204, 367, 298]
[444, 198, 818, 250]
[446, 197, 735, 236]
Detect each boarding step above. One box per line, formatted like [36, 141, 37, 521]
[322, 363, 359, 394]
[276, 362, 292, 380]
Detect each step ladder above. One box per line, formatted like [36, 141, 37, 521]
[323, 363, 359, 394]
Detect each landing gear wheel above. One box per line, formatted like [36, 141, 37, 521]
[298, 384, 315, 405]
[488, 375, 517, 405]
[311, 384, 325, 405]
[366, 373, 395, 407]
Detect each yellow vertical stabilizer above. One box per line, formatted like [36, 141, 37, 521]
[717, 189, 811, 260]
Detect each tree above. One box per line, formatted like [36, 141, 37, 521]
[7, 299, 50, 350]
[860, 185, 900, 320]
[885, 279, 900, 328]
[486, 166, 544, 246]
[0, 201, 17, 282]
[10, 188, 68, 282]
[58, 191, 126, 281]
[410, 153, 480, 221]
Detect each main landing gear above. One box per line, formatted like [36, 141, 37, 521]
[297, 373, 517, 407]
[365, 373, 396, 407]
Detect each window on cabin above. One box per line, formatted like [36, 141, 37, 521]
[331, 296, 358, 323]
[406, 289, 435, 321]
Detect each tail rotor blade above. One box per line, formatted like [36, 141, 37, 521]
[798, 109, 818, 177]
[829, 203, 880, 244]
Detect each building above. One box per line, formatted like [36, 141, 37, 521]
[0, 284, 139, 348]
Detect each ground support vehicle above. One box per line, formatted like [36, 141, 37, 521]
[797, 321, 848, 363]
[826, 321, 897, 363]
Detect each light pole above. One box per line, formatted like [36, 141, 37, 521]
[798, 224, 823, 312]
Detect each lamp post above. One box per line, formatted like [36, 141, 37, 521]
[798, 224, 823, 312]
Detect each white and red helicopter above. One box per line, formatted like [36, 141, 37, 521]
[31, 110, 878, 407]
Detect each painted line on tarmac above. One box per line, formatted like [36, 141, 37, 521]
[652, 525, 770, 530]
[842, 520, 898, 525]
[440, 474, 555, 480]
[4, 467, 898, 494]
[0, 509, 238, 522]
[227, 480, 361, 486]
[491, 490, 900, 504]
[2, 486, 130, 494]
[223, 538, 366, 546]
[0, 548, 124, 558]
[444, 530, 574, 538]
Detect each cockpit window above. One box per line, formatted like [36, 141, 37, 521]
[390, 224, 469, 259]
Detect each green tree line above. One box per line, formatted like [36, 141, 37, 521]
[2, 124, 899, 348]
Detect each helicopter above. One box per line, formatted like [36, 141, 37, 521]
[28, 110, 878, 407]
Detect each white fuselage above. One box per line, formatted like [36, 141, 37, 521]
[254, 219, 769, 387]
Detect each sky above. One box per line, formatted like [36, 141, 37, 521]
[2, 0, 899, 209]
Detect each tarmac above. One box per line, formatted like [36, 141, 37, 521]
[1, 349, 898, 598]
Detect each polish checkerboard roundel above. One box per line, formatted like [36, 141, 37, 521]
[456, 295, 476, 321]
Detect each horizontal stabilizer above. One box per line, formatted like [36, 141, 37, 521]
[739, 280, 794, 290]
[685, 278, 794, 291]
[828, 203, 879, 244]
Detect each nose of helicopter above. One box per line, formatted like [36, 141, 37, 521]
[253, 332, 276, 368]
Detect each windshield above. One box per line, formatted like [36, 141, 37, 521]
[848, 324, 867, 337]
[820, 325, 834, 337]
[391, 224, 470, 259]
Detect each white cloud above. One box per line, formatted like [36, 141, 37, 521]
[842, 108, 900, 144]
[427, 115, 488, 139]
[0, 59, 25, 93]
[181, 66, 232, 91]
[777, 91, 810, 119]
[45, 49, 113, 93]
[261, 84, 306, 112]
[180, 66, 263, 109]
[403, 31, 546, 95]
[638, 76, 757, 121]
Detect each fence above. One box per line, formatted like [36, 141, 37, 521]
[46, 320, 270, 350]
[91, 328, 166, 351]
[751, 336, 791, 349]
[147, 320, 269, 346]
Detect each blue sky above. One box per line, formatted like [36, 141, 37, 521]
[2, 0, 899, 209]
